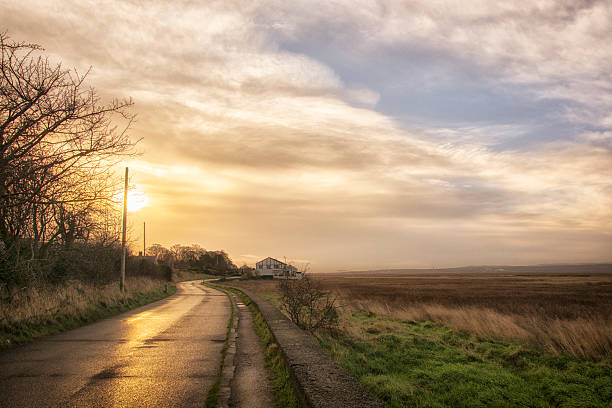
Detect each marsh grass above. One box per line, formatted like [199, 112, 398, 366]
[318, 310, 612, 408]
[345, 299, 612, 359]
[318, 271, 612, 360]
[228, 273, 612, 359]
[0, 277, 175, 348]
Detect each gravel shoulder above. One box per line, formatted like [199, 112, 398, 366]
[229, 297, 276, 407]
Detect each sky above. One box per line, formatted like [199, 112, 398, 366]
[3, 0, 611, 271]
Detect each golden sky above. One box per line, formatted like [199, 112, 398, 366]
[3, 0, 611, 271]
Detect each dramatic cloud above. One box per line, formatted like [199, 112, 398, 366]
[3, 0, 610, 270]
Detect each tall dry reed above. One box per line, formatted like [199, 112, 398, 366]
[342, 298, 612, 359]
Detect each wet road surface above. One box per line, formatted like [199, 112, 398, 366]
[0, 281, 230, 408]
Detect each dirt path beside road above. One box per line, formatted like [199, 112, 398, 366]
[229, 296, 275, 408]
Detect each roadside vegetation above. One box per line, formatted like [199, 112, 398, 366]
[173, 269, 219, 282]
[231, 271, 612, 407]
[0, 276, 175, 348]
[278, 276, 338, 332]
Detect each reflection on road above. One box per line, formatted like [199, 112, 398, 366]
[0, 280, 231, 408]
[120, 281, 206, 346]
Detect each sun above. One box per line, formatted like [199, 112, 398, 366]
[113, 188, 148, 213]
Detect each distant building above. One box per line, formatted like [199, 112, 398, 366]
[255, 257, 303, 279]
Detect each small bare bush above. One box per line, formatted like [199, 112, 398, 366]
[278, 275, 338, 332]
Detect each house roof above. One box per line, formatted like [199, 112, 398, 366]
[256, 257, 287, 266]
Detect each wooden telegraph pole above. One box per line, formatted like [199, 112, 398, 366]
[143, 222, 146, 256]
[120, 167, 128, 293]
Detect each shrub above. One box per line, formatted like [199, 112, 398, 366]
[126, 257, 172, 281]
[278, 275, 338, 332]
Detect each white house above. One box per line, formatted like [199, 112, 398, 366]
[255, 257, 303, 279]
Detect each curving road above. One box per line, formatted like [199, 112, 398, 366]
[0, 281, 230, 408]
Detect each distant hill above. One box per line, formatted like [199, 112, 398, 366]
[329, 263, 612, 275]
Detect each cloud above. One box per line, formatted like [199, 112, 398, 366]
[259, 1, 612, 142]
[2, 0, 611, 270]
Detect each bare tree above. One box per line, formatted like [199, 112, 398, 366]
[278, 275, 339, 332]
[0, 33, 136, 284]
[147, 244, 174, 266]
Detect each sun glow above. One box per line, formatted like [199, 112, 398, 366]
[113, 188, 148, 213]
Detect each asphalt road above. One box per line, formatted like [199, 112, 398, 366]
[0, 281, 230, 408]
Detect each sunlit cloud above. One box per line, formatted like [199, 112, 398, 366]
[3, 0, 610, 270]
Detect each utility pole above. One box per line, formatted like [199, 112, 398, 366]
[143, 222, 146, 256]
[120, 167, 128, 293]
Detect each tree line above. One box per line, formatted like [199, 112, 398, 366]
[146, 244, 237, 276]
[0, 32, 136, 287]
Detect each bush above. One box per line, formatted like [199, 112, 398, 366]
[126, 257, 172, 281]
[239, 268, 260, 280]
[278, 275, 338, 332]
[45, 242, 122, 283]
[2, 242, 173, 286]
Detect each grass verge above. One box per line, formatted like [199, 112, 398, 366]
[318, 310, 612, 408]
[204, 284, 235, 408]
[0, 277, 176, 349]
[223, 286, 299, 408]
[173, 269, 222, 282]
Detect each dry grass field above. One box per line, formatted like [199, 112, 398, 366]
[315, 269, 612, 359]
[236, 267, 612, 359]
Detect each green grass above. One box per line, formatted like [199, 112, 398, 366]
[173, 268, 220, 282]
[317, 311, 612, 408]
[224, 287, 300, 408]
[0, 282, 176, 349]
